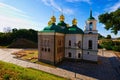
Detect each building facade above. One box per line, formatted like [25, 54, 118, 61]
[38, 10, 98, 65]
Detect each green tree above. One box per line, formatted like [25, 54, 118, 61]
[106, 34, 111, 39]
[98, 8, 120, 34]
[100, 39, 114, 50]
[98, 33, 105, 40]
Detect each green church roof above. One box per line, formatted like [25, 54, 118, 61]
[43, 23, 65, 33]
[67, 25, 84, 34]
[57, 21, 67, 27]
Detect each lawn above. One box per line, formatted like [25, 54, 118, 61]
[0, 61, 67, 80]
[12, 49, 56, 68]
[12, 49, 38, 63]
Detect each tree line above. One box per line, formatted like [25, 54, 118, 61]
[0, 28, 38, 46]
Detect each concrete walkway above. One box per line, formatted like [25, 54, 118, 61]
[0, 49, 96, 80]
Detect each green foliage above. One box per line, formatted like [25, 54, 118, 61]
[100, 40, 113, 50]
[100, 39, 120, 52]
[98, 33, 105, 40]
[99, 9, 120, 34]
[0, 61, 66, 80]
[112, 46, 120, 52]
[0, 29, 38, 46]
[106, 35, 111, 39]
[3, 74, 10, 80]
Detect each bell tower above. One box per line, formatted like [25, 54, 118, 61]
[84, 9, 97, 34]
[83, 10, 98, 62]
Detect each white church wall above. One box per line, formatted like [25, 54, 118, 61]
[83, 50, 98, 61]
[83, 34, 98, 50]
[65, 34, 83, 59]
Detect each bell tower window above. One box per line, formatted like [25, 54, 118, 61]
[88, 40, 92, 49]
[89, 22, 93, 31]
[68, 52, 71, 57]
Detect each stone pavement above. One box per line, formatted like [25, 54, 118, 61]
[0, 49, 120, 80]
[0, 49, 96, 80]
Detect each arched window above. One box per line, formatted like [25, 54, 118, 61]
[48, 48, 50, 52]
[69, 40, 71, 46]
[41, 48, 44, 51]
[88, 40, 92, 49]
[68, 52, 71, 57]
[89, 22, 93, 31]
[45, 48, 47, 52]
[78, 53, 81, 58]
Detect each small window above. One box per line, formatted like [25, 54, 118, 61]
[41, 48, 44, 51]
[69, 40, 71, 46]
[68, 52, 71, 57]
[48, 48, 50, 52]
[88, 40, 92, 49]
[78, 53, 81, 58]
[45, 48, 47, 52]
[89, 22, 93, 31]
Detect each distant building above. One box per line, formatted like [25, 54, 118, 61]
[38, 10, 98, 65]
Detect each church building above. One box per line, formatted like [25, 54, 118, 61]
[38, 10, 98, 65]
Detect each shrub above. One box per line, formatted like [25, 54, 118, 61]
[112, 46, 120, 52]
[100, 40, 114, 50]
[3, 74, 10, 80]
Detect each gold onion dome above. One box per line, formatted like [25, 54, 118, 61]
[51, 16, 56, 23]
[48, 20, 51, 26]
[59, 14, 65, 21]
[67, 24, 69, 27]
[72, 18, 77, 25]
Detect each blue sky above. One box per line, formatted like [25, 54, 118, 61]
[0, 0, 120, 38]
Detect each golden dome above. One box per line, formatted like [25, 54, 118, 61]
[59, 14, 65, 21]
[48, 20, 51, 26]
[67, 24, 69, 27]
[51, 16, 56, 23]
[72, 18, 77, 25]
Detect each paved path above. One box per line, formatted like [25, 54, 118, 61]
[0, 49, 96, 80]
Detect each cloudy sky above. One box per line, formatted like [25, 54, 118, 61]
[0, 0, 120, 37]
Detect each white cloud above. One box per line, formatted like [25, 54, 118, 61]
[105, 1, 120, 12]
[63, 8, 73, 14]
[0, 2, 24, 14]
[66, 0, 91, 4]
[0, 2, 42, 32]
[41, 0, 74, 14]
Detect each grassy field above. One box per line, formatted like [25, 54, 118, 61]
[0, 61, 67, 80]
[12, 49, 56, 68]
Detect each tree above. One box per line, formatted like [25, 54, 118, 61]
[106, 34, 111, 39]
[98, 33, 105, 40]
[98, 8, 120, 35]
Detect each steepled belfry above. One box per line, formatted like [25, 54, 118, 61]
[84, 9, 97, 33]
[83, 9, 98, 62]
[88, 9, 95, 20]
[38, 10, 98, 65]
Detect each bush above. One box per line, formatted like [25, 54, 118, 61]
[100, 40, 114, 50]
[3, 74, 10, 80]
[112, 46, 120, 52]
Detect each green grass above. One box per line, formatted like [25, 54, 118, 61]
[0, 61, 67, 80]
[13, 50, 56, 68]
